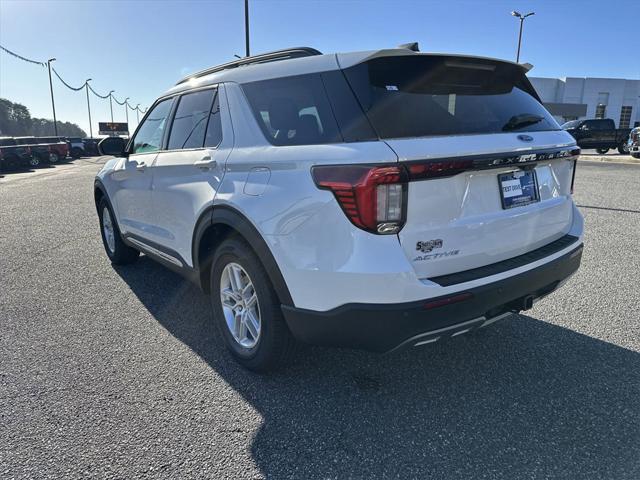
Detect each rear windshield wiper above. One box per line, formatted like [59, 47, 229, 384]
[502, 114, 544, 131]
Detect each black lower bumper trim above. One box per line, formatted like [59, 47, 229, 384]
[429, 234, 579, 287]
[281, 244, 583, 352]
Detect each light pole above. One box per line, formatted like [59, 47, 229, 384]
[108, 90, 115, 124]
[244, 0, 250, 57]
[135, 104, 140, 124]
[511, 11, 535, 63]
[124, 97, 130, 133]
[85, 79, 93, 138]
[47, 58, 58, 136]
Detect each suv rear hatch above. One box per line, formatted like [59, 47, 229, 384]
[339, 53, 579, 280]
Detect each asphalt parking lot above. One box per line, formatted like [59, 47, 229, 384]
[1, 157, 639, 479]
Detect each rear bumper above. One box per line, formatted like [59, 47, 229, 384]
[282, 244, 583, 352]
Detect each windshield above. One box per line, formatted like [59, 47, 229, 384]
[561, 120, 580, 129]
[342, 55, 559, 139]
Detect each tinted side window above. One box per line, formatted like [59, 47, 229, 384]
[132, 99, 173, 154]
[242, 74, 342, 146]
[168, 89, 216, 150]
[204, 91, 222, 148]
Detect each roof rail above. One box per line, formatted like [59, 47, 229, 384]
[176, 47, 323, 85]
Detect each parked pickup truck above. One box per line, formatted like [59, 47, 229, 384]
[628, 127, 640, 159]
[38, 137, 70, 162]
[13, 137, 53, 167]
[66, 137, 86, 158]
[0, 137, 32, 171]
[562, 118, 631, 154]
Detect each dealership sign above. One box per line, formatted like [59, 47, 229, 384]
[98, 122, 129, 136]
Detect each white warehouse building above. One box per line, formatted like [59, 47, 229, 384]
[529, 76, 640, 128]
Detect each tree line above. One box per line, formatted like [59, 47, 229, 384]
[0, 98, 87, 138]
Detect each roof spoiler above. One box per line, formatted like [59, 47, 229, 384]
[520, 62, 534, 72]
[397, 42, 420, 52]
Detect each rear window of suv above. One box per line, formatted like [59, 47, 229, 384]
[342, 55, 559, 139]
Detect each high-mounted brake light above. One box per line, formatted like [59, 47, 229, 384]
[312, 165, 407, 234]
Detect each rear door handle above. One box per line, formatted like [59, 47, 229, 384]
[194, 157, 217, 169]
[136, 162, 146, 171]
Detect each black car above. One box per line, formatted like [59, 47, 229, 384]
[562, 118, 631, 154]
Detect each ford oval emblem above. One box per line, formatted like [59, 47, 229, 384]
[517, 134, 534, 142]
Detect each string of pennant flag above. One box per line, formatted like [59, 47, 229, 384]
[1, 44, 148, 114]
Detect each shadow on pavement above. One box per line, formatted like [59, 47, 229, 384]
[115, 256, 640, 479]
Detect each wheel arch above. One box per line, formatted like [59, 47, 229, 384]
[94, 180, 107, 213]
[193, 205, 294, 306]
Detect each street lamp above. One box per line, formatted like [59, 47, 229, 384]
[135, 104, 140, 124]
[108, 90, 115, 124]
[245, 0, 250, 57]
[46, 58, 58, 136]
[511, 11, 535, 63]
[85, 79, 93, 138]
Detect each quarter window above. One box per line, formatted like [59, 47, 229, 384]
[132, 99, 173, 154]
[242, 74, 342, 146]
[168, 89, 216, 150]
[204, 91, 222, 148]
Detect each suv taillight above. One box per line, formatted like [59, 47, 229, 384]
[312, 165, 407, 234]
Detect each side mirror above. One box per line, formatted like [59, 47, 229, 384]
[98, 136, 127, 157]
[580, 124, 589, 131]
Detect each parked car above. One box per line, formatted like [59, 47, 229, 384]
[38, 137, 70, 162]
[628, 127, 640, 159]
[13, 137, 53, 167]
[66, 137, 86, 158]
[95, 45, 584, 371]
[0, 137, 32, 171]
[561, 118, 631, 154]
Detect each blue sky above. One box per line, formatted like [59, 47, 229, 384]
[1, 0, 638, 136]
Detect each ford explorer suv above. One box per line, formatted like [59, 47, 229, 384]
[95, 46, 584, 371]
[562, 118, 631, 154]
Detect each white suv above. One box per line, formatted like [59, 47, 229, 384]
[95, 46, 584, 371]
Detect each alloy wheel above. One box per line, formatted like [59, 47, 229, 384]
[220, 262, 261, 349]
[102, 207, 116, 254]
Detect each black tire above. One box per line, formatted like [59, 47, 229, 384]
[632, 153, 640, 159]
[596, 148, 609, 154]
[210, 237, 297, 372]
[71, 147, 83, 159]
[98, 197, 139, 265]
[1, 154, 21, 171]
[617, 145, 629, 155]
[48, 152, 60, 164]
[29, 155, 42, 168]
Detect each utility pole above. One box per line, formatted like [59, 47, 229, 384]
[85, 79, 93, 138]
[124, 97, 130, 134]
[108, 90, 115, 124]
[244, 0, 250, 57]
[511, 11, 535, 63]
[47, 58, 58, 136]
